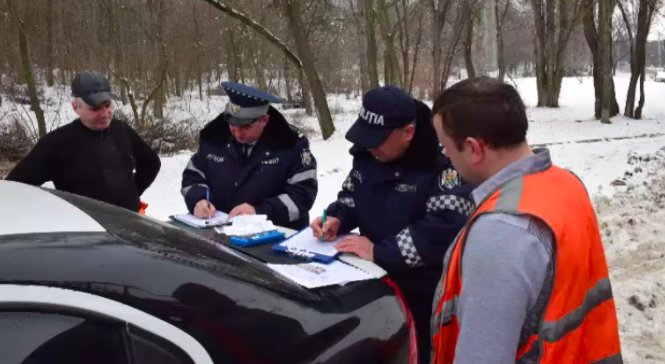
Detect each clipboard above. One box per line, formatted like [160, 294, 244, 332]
[271, 227, 341, 264]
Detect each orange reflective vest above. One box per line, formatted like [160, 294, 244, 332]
[432, 165, 622, 363]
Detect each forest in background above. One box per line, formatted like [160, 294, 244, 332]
[1, 0, 664, 151]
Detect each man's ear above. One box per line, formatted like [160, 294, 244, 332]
[404, 123, 416, 141]
[465, 137, 485, 164]
[72, 100, 80, 114]
[258, 114, 270, 126]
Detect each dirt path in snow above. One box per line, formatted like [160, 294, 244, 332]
[532, 132, 665, 148]
[594, 148, 665, 363]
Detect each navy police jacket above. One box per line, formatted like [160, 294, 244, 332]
[325, 101, 474, 323]
[181, 107, 317, 230]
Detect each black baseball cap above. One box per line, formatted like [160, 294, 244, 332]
[71, 71, 112, 108]
[345, 86, 417, 149]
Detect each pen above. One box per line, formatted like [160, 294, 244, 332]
[320, 209, 327, 242]
[205, 187, 211, 209]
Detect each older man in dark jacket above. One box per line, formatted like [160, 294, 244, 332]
[7, 71, 160, 212]
[311, 86, 474, 363]
[182, 82, 317, 230]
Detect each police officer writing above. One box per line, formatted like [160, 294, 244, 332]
[6, 71, 160, 212]
[310, 86, 473, 363]
[430, 78, 621, 364]
[182, 82, 317, 230]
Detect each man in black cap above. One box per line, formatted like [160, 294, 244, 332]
[310, 86, 473, 363]
[181, 82, 317, 230]
[6, 70, 161, 212]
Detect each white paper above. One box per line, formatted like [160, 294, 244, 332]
[339, 253, 387, 278]
[219, 215, 275, 236]
[172, 211, 229, 228]
[276, 227, 341, 257]
[267, 260, 375, 289]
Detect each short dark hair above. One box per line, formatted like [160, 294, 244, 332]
[432, 77, 528, 150]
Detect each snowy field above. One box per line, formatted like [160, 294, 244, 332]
[137, 75, 665, 222]
[2, 74, 664, 362]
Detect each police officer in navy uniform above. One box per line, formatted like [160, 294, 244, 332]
[311, 86, 474, 363]
[181, 82, 317, 230]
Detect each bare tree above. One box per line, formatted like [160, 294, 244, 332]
[440, 2, 470, 91]
[202, 0, 334, 139]
[45, 0, 54, 86]
[282, 0, 334, 139]
[463, 1, 478, 79]
[582, 0, 619, 120]
[8, 0, 46, 139]
[619, 0, 659, 119]
[374, 0, 402, 86]
[429, 0, 454, 95]
[406, 2, 424, 93]
[349, 0, 372, 93]
[598, 0, 614, 123]
[529, 0, 583, 107]
[495, 0, 511, 82]
[364, 0, 380, 88]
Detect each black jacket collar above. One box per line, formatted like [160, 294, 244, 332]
[200, 106, 298, 149]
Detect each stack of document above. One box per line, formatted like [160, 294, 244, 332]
[172, 211, 229, 228]
[267, 260, 376, 289]
[218, 215, 275, 236]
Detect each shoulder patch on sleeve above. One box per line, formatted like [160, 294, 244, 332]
[440, 168, 461, 190]
[301, 149, 313, 166]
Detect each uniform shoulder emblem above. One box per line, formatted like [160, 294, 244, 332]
[440, 168, 460, 190]
[301, 149, 313, 166]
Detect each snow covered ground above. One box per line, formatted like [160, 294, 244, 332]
[2, 74, 664, 361]
[595, 149, 665, 363]
[140, 75, 665, 222]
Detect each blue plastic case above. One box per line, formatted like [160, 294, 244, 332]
[229, 230, 286, 247]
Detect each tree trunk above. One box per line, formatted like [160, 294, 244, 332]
[45, 0, 54, 86]
[429, 0, 456, 96]
[598, 0, 612, 123]
[9, 0, 46, 139]
[375, 0, 401, 86]
[408, 7, 423, 94]
[440, 2, 468, 91]
[192, 2, 204, 100]
[223, 23, 239, 82]
[583, 0, 619, 120]
[283, 0, 334, 139]
[396, 0, 410, 88]
[152, 0, 167, 119]
[530, 0, 579, 108]
[351, 0, 371, 93]
[463, 2, 476, 79]
[495, 0, 510, 82]
[299, 68, 313, 115]
[283, 56, 294, 103]
[365, 0, 380, 88]
[625, 0, 654, 119]
[174, 58, 182, 97]
[250, 41, 267, 91]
